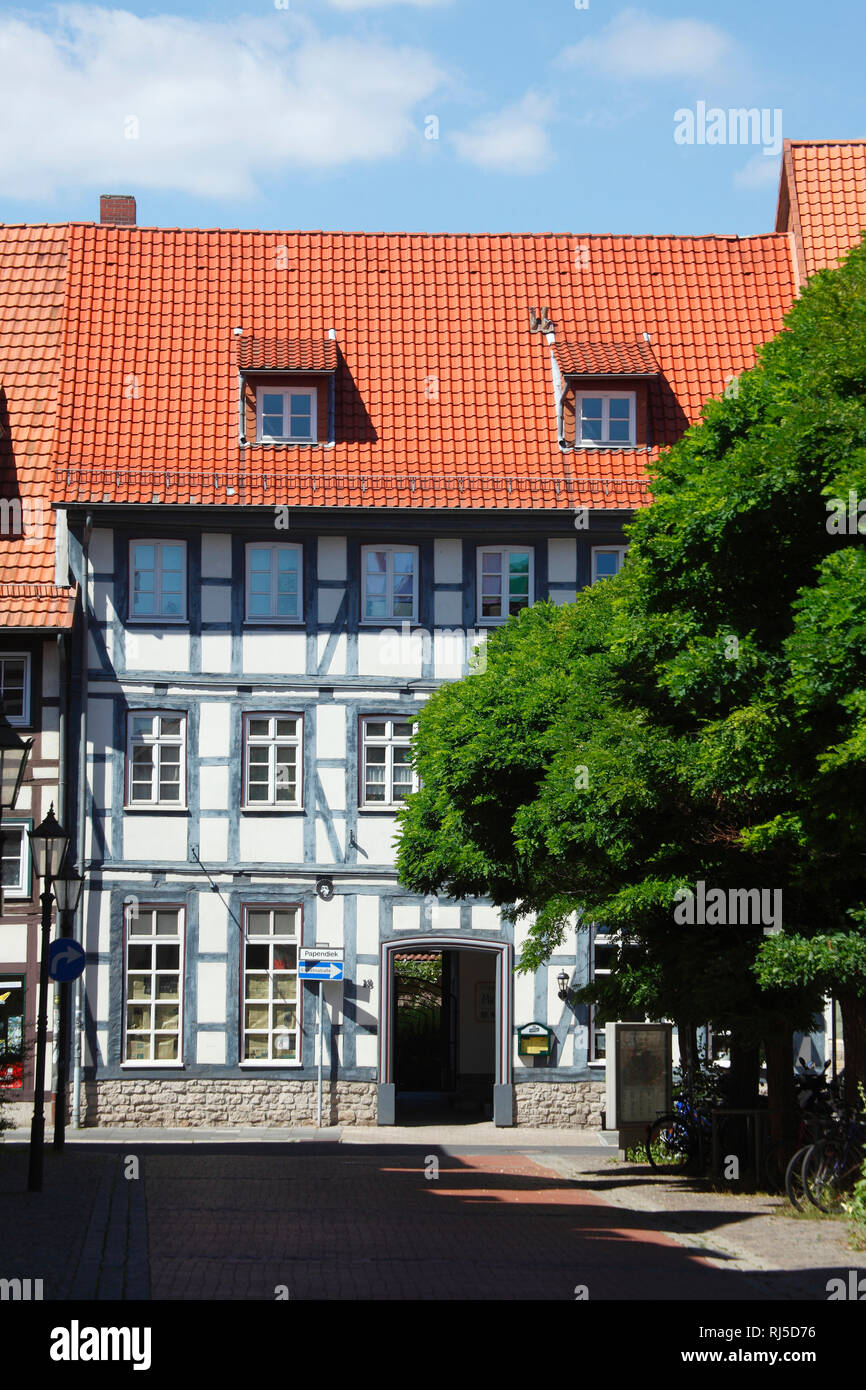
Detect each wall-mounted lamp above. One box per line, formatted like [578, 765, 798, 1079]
[557, 969, 571, 1002]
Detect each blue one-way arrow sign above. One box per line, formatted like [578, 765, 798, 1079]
[48, 939, 86, 983]
[299, 959, 344, 981]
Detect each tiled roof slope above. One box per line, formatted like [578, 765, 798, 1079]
[53, 226, 796, 511]
[0, 224, 76, 627]
[778, 140, 866, 282]
[554, 341, 659, 377]
[238, 337, 338, 371]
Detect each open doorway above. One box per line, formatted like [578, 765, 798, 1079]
[393, 949, 496, 1123]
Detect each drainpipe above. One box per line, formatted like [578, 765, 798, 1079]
[71, 512, 92, 1130]
[50, 631, 68, 1112]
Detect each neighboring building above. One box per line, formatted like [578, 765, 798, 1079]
[2, 140, 865, 1129]
[0, 225, 77, 1126]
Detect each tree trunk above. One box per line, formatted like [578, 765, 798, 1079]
[838, 990, 866, 1107]
[764, 1022, 795, 1150]
[676, 1019, 698, 1094]
[725, 1038, 760, 1109]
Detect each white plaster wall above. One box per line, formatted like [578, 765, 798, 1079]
[548, 538, 577, 583]
[0, 923, 27, 962]
[91, 580, 117, 627]
[356, 629, 423, 680]
[355, 893, 380, 956]
[433, 591, 462, 626]
[197, 962, 227, 1024]
[123, 817, 186, 861]
[551, 590, 577, 606]
[87, 696, 116, 757]
[41, 638, 60, 697]
[317, 588, 344, 624]
[434, 538, 462, 583]
[198, 818, 229, 863]
[89, 528, 114, 573]
[313, 893, 344, 947]
[428, 902, 461, 933]
[200, 633, 233, 674]
[200, 766, 230, 809]
[198, 894, 228, 953]
[89, 756, 114, 814]
[316, 704, 346, 760]
[318, 536, 347, 580]
[201, 534, 232, 578]
[243, 632, 306, 676]
[316, 817, 346, 862]
[316, 633, 347, 675]
[316, 766, 346, 812]
[472, 904, 500, 931]
[355, 1032, 378, 1067]
[198, 702, 231, 758]
[393, 904, 420, 932]
[239, 817, 304, 862]
[354, 816, 398, 864]
[125, 631, 190, 673]
[197, 1031, 227, 1064]
[202, 587, 232, 623]
[513, 967, 535, 1026]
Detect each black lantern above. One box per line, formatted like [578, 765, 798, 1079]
[53, 864, 84, 913]
[28, 805, 70, 883]
[557, 969, 570, 1001]
[0, 715, 32, 812]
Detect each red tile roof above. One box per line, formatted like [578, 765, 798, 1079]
[51, 226, 796, 511]
[554, 341, 659, 377]
[0, 224, 77, 626]
[777, 140, 866, 283]
[238, 337, 338, 372]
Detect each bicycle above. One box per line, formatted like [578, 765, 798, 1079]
[646, 1097, 727, 1174]
[801, 1112, 866, 1214]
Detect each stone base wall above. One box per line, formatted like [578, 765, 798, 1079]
[83, 1079, 378, 1128]
[514, 1080, 606, 1128]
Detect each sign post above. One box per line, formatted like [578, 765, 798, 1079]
[298, 948, 345, 1128]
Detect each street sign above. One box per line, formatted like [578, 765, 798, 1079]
[299, 959, 344, 981]
[300, 948, 343, 962]
[48, 939, 86, 983]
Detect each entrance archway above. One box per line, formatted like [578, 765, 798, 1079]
[377, 936, 514, 1126]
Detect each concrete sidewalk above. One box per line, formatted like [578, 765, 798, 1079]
[3, 1121, 607, 1148]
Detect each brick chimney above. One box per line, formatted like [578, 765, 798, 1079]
[99, 195, 136, 226]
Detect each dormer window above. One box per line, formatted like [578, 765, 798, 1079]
[576, 392, 635, 447]
[256, 388, 317, 444]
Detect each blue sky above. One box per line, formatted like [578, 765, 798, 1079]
[0, 0, 863, 236]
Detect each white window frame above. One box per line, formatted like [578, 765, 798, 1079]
[575, 391, 636, 448]
[126, 711, 187, 809]
[240, 904, 302, 1066]
[122, 904, 184, 1066]
[129, 540, 187, 622]
[256, 387, 318, 444]
[591, 546, 628, 584]
[0, 653, 30, 726]
[245, 544, 304, 623]
[360, 716, 417, 808]
[588, 926, 615, 1064]
[360, 545, 419, 624]
[0, 821, 30, 899]
[242, 713, 303, 810]
[476, 547, 534, 624]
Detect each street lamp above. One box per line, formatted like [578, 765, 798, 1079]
[52, 864, 83, 1151]
[557, 969, 571, 1002]
[27, 805, 69, 1192]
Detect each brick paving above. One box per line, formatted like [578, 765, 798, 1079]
[1, 1132, 862, 1301]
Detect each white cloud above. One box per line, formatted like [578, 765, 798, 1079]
[451, 93, 554, 174]
[734, 152, 782, 190]
[561, 7, 734, 79]
[0, 5, 444, 200]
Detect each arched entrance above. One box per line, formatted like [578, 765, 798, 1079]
[377, 936, 514, 1126]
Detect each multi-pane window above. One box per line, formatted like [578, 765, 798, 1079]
[245, 544, 303, 622]
[242, 906, 300, 1062]
[130, 541, 186, 620]
[124, 906, 183, 1063]
[0, 824, 29, 898]
[361, 718, 416, 806]
[127, 713, 186, 806]
[0, 655, 29, 724]
[576, 393, 635, 447]
[257, 389, 317, 443]
[244, 714, 302, 807]
[477, 548, 532, 622]
[591, 546, 627, 583]
[0, 978, 24, 1089]
[589, 927, 615, 1061]
[361, 546, 418, 623]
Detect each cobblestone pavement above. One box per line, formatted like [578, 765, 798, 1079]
[1, 1132, 862, 1301]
